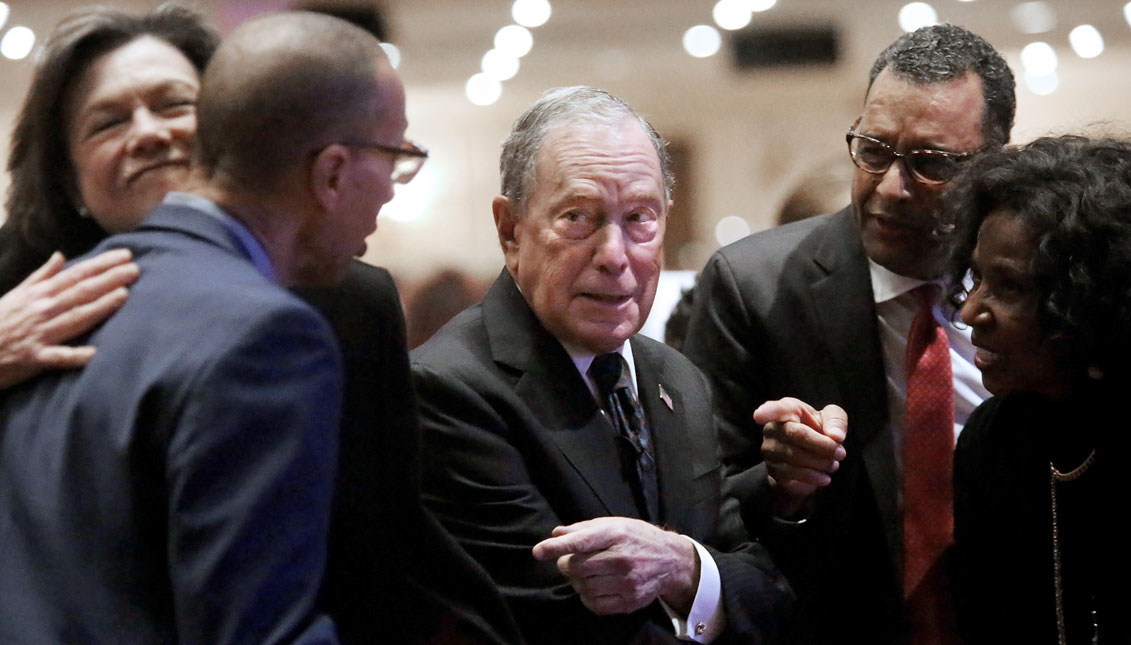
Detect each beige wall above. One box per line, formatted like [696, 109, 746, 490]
[3, 0, 1130, 285]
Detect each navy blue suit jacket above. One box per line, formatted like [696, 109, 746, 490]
[0, 201, 342, 643]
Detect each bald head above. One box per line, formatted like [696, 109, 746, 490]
[194, 11, 393, 191]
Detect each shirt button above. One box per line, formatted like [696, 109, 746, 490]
[694, 622, 706, 636]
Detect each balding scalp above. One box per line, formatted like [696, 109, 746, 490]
[194, 12, 388, 191]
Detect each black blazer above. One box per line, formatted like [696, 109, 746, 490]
[685, 208, 907, 643]
[295, 262, 521, 644]
[412, 270, 791, 645]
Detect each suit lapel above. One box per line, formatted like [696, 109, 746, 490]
[483, 271, 641, 519]
[808, 208, 901, 571]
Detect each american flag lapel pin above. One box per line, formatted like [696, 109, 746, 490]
[658, 384, 674, 411]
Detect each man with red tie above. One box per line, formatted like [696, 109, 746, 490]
[684, 24, 1014, 643]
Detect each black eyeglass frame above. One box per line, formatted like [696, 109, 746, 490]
[845, 125, 971, 186]
[335, 139, 429, 184]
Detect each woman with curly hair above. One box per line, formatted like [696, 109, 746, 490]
[947, 134, 1131, 644]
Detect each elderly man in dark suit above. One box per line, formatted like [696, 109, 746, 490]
[412, 86, 790, 644]
[684, 24, 1015, 643]
[0, 12, 405, 642]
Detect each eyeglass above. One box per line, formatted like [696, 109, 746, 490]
[338, 139, 429, 184]
[845, 124, 970, 185]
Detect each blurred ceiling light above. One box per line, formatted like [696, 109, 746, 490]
[1011, 2, 1056, 34]
[379, 42, 400, 69]
[1125, 3, 1131, 28]
[1068, 25, 1103, 59]
[713, 0, 752, 31]
[512, 0, 551, 28]
[495, 24, 533, 58]
[898, 3, 937, 33]
[1020, 41, 1057, 75]
[481, 49, 520, 81]
[0, 25, 34, 60]
[0, 3, 9, 31]
[715, 216, 751, 247]
[748, 0, 777, 11]
[683, 25, 722, 58]
[466, 73, 502, 106]
[1024, 71, 1058, 96]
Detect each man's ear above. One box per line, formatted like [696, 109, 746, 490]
[309, 144, 350, 212]
[493, 195, 521, 272]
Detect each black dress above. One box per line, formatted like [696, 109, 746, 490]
[953, 389, 1127, 644]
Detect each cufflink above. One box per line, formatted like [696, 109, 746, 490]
[694, 622, 706, 636]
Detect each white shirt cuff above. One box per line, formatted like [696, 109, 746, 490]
[659, 535, 725, 642]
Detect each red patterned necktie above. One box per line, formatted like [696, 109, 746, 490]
[903, 284, 956, 640]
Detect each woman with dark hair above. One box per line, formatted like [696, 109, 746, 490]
[0, 2, 218, 386]
[948, 134, 1131, 644]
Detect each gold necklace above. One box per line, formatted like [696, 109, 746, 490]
[1049, 449, 1098, 645]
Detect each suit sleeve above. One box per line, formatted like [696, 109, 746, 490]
[684, 250, 776, 528]
[682, 364, 793, 645]
[952, 399, 997, 644]
[414, 361, 649, 645]
[164, 303, 342, 645]
[299, 264, 522, 645]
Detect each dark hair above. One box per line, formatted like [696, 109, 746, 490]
[194, 11, 386, 191]
[2, 2, 218, 259]
[946, 135, 1131, 383]
[868, 23, 1016, 148]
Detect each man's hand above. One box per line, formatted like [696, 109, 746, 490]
[532, 517, 700, 617]
[754, 397, 848, 518]
[0, 249, 138, 389]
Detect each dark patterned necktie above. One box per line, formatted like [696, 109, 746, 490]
[589, 353, 660, 522]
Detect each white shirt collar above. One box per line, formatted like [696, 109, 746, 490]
[561, 339, 638, 398]
[867, 257, 938, 304]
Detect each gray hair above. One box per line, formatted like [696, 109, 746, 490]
[499, 86, 673, 213]
[868, 23, 1016, 147]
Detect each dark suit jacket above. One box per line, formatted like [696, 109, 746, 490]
[0, 202, 341, 644]
[684, 208, 907, 643]
[295, 262, 521, 644]
[953, 392, 1128, 645]
[412, 270, 791, 645]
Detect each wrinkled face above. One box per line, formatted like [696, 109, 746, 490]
[293, 62, 406, 286]
[501, 119, 667, 354]
[65, 36, 200, 233]
[852, 67, 985, 279]
[961, 211, 1067, 398]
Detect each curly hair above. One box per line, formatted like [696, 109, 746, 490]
[2, 2, 218, 260]
[946, 134, 1131, 383]
[868, 23, 1016, 147]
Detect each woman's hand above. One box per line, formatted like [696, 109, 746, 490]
[0, 249, 138, 389]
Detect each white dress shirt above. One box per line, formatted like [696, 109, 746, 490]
[562, 340, 725, 642]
